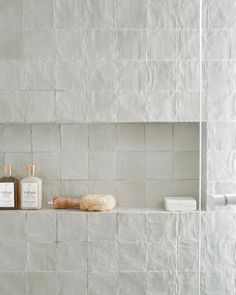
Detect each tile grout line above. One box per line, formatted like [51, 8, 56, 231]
[85, 2, 89, 294]
[115, 0, 119, 208]
[176, 212, 179, 295]
[53, 1, 60, 293]
[199, 0, 203, 292]
[145, 0, 149, 123]
[22, 8, 26, 267]
[86, 212, 89, 295]
[25, 211, 30, 294]
[145, 209, 148, 295]
[58, 123, 62, 198]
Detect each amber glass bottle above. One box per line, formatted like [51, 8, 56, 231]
[0, 166, 19, 210]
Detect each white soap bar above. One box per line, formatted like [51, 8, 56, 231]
[164, 197, 197, 212]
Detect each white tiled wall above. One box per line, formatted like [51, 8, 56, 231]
[0, 209, 201, 295]
[1, 0, 236, 293]
[1, 209, 234, 295]
[202, 0, 236, 209]
[0, 123, 199, 209]
[0, 0, 200, 123]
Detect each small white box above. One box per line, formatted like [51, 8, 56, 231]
[164, 197, 197, 212]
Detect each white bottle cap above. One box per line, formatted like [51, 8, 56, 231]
[27, 165, 36, 177]
[4, 165, 12, 177]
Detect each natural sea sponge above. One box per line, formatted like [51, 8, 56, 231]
[79, 194, 116, 211]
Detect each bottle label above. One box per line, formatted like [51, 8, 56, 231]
[22, 183, 38, 208]
[0, 183, 14, 207]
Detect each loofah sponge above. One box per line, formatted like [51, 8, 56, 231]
[53, 194, 116, 211]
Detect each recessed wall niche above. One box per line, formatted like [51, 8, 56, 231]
[0, 122, 199, 209]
